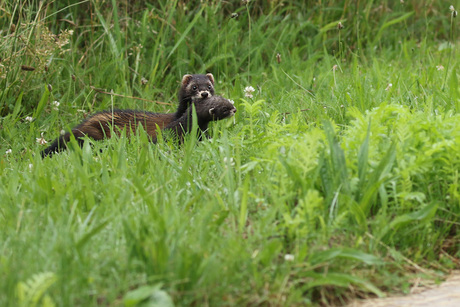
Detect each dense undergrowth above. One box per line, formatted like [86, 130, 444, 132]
[0, 1, 459, 306]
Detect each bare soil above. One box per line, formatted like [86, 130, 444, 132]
[349, 271, 460, 307]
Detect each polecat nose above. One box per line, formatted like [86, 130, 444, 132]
[201, 92, 208, 98]
[233, 107, 237, 113]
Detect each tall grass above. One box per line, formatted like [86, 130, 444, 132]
[0, 0, 459, 306]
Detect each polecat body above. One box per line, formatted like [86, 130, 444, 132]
[41, 73, 215, 157]
[157, 96, 237, 143]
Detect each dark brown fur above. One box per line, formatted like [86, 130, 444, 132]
[41, 74, 215, 157]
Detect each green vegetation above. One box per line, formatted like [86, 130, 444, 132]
[1, 1, 459, 306]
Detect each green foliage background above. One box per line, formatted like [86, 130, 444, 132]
[0, 0, 459, 306]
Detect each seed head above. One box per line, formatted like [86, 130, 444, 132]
[337, 22, 344, 30]
[276, 53, 281, 64]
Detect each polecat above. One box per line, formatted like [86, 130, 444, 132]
[156, 96, 236, 143]
[41, 73, 215, 157]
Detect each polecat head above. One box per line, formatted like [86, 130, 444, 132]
[195, 96, 237, 121]
[181, 73, 215, 102]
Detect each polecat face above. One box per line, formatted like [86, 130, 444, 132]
[181, 74, 215, 102]
[197, 96, 237, 120]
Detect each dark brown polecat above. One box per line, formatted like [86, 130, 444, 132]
[41, 74, 215, 157]
[155, 96, 236, 143]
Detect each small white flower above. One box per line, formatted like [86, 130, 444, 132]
[332, 65, 338, 71]
[385, 83, 393, 91]
[29, 164, 33, 171]
[36, 132, 48, 145]
[284, 254, 295, 261]
[25, 116, 33, 122]
[244, 86, 255, 98]
[436, 65, 445, 71]
[60, 130, 66, 135]
[449, 5, 455, 12]
[228, 99, 235, 105]
[5, 149, 12, 154]
[52, 100, 60, 111]
[223, 157, 235, 167]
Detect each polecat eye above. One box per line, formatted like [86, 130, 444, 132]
[192, 85, 198, 91]
[207, 85, 212, 90]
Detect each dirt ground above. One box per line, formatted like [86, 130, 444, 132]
[349, 271, 460, 307]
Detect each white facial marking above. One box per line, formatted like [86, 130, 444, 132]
[196, 90, 212, 98]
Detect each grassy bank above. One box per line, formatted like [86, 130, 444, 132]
[1, 1, 459, 306]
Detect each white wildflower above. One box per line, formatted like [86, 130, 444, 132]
[385, 83, 393, 91]
[29, 164, 33, 171]
[25, 116, 33, 122]
[332, 64, 338, 71]
[436, 65, 445, 71]
[223, 157, 235, 168]
[228, 99, 235, 105]
[5, 149, 12, 154]
[449, 5, 455, 11]
[52, 100, 60, 111]
[244, 86, 255, 98]
[36, 132, 48, 145]
[284, 254, 295, 261]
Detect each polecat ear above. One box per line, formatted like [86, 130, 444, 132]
[209, 108, 215, 116]
[181, 74, 193, 86]
[206, 73, 215, 85]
